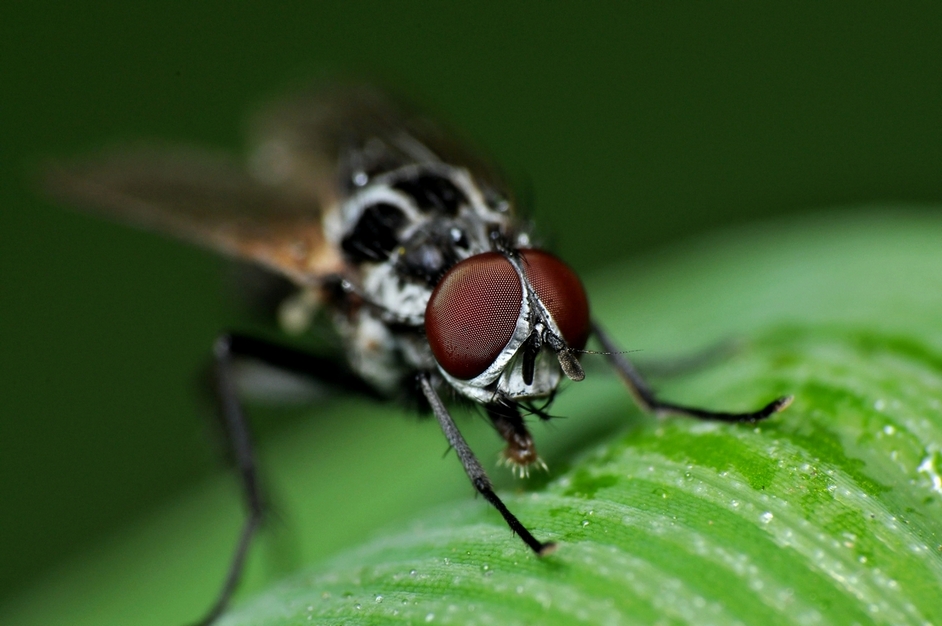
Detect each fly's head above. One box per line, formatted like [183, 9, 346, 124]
[424, 249, 590, 405]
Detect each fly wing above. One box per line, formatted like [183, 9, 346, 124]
[43, 86, 509, 284]
[44, 146, 343, 284]
[248, 85, 514, 212]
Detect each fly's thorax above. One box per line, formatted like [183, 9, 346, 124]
[328, 163, 520, 311]
[324, 163, 524, 393]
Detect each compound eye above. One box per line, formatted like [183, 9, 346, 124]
[425, 252, 522, 380]
[520, 249, 591, 351]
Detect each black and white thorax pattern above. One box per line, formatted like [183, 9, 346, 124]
[326, 160, 551, 403]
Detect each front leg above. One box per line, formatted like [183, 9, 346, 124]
[418, 374, 556, 556]
[592, 321, 792, 423]
[487, 404, 546, 477]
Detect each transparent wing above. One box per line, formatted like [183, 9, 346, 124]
[248, 84, 513, 210]
[43, 146, 342, 284]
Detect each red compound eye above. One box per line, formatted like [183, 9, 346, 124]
[425, 252, 522, 380]
[519, 249, 590, 351]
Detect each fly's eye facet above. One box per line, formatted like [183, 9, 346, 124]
[520, 249, 591, 351]
[425, 252, 522, 380]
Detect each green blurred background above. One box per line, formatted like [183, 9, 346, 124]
[2, 2, 942, 608]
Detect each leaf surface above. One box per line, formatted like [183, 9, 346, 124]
[3, 211, 941, 626]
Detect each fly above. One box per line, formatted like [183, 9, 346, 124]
[43, 85, 793, 625]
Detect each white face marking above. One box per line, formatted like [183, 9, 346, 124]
[499, 348, 564, 400]
[441, 348, 564, 405]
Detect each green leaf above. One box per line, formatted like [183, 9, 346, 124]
[3, 211, 941, 626]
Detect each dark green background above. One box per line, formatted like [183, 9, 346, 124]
[2, 2, 941, 606]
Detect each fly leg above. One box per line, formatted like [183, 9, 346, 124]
[592, 321, 792, 423]
[486, 404, 545, 477]
[418, 374, 556, 556]
[193, 333, 380, 626]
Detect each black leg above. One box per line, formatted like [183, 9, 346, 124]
[191, 333, 380, 626]
[418, 374, 556, 556]
[592, 321, 792, 423]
